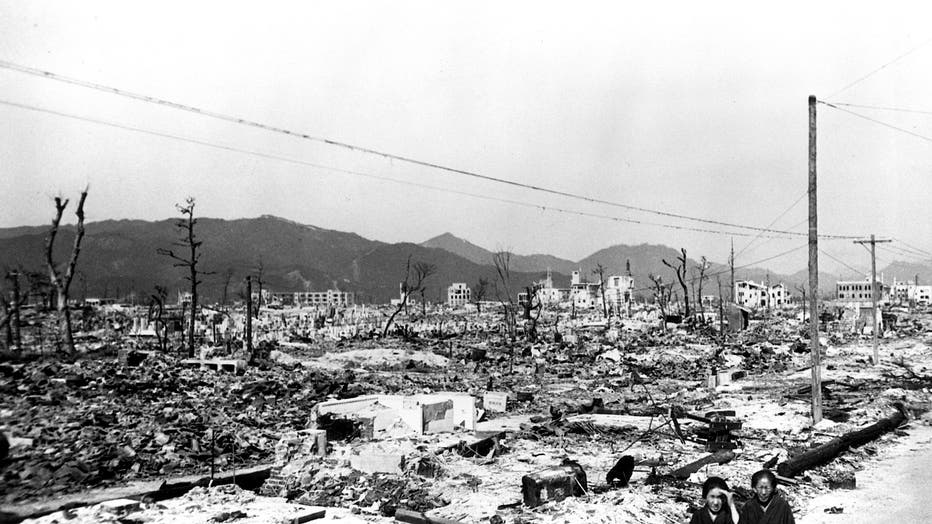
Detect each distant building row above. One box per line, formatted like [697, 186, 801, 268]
[270, 290, 355, 307]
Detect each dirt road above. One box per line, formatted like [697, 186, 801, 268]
[800, 425, 932, 523]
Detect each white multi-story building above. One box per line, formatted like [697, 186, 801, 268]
[604, 274, 634, 315]
[272, 290, 355, 307]
[570, 270, 602, 309]
[447, 283, 471, 307]
[890, 279, 932, 305]
[836, 279, 889, 304]
[734, 280, 790, 309]
[769, 283, 788, 307]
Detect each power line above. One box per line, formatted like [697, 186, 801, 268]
[820, 248, 867, 276]
[0, 97, 799, 240]
[827, 102, 932, 116]
[894, 238, 932, 258]
[883, 243, 929, 261]
[820, 101, 932, 144]
[735, 191, 806, 260]
[878, 244, 929, 264]
[827, 37, 932, 99]
[0, 59, 860, 240]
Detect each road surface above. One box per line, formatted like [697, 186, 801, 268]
[800, 425, 932, 523]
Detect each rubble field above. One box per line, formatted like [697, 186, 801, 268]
[4, 312, 932, 524]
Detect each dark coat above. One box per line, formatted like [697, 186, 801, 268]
[739, 492, 796, 524]
[688, 506, 735, 524]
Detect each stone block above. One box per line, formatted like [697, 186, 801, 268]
[483, 392, 508, 413]
[350, 452, 405, 474]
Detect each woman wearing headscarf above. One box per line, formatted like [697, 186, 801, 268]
[689, 476, 739, 524]
[739, 469, 795, 524]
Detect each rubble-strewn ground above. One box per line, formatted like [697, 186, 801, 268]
[5, 310, 932, 523]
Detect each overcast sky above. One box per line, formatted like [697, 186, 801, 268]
[2, 1, 931, 277]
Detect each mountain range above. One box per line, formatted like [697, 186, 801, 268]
[0, 215, 925, 303]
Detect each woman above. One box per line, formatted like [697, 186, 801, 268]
[739, 470, 795, 524]
[689, 476, 739, 524]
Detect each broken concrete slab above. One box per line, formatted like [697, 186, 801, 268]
[315, 393, 477, 437]
[180, 358, 247, 373]
[483, 392, 508, 413]
[349, 452, 405, 474]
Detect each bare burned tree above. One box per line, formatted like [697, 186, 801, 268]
[382, 256, 434, 337]
[521, 283, 544, 341]
[0, 296, 12, 351]
[2, 271, 25, 351]
[148, 285, 169, 352]
[592, 263, 608, 318]
[414, 262, 436, 317]
[157, 197, 209, 357]
[695, 256, 709, 322]
[221, 268, 234, 308]
[473, 277, 489, 315]
[46, 189, 88, 353]
[649, 273, 672, 332]
[663, 248, 690, 319]
[254, 256, 264, 318]
[492, 250, 518, 345]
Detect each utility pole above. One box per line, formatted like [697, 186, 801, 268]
[808, 95, 823, 424]
[766, 272, 772, 314]
[730, 238, 735, 303]
[245, 275, 253, 362]
[853, 234, 891, 365]
[795, 284, 807, 323]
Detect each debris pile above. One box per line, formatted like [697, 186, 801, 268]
[0, 353, 365, 503]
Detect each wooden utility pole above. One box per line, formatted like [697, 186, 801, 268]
[808, 95, 823, 424]
[729, 238, 735, 302]
[853, 235, 891, 365]
[245, 275, 253, 361]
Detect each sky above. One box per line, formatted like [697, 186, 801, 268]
[2, 1, 932, 277]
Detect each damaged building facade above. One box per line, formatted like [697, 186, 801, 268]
[734, 280, 789, 309]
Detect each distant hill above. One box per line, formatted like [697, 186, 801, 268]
[421, 233, 577, 274]
[0, 216, 555, 304]
[1, 216, 897, 305]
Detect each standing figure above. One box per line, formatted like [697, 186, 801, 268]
[740, 470, 795, 524]
[689, 476, 739, 524]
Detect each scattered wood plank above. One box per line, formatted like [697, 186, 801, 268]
[670, 449, 736, 480]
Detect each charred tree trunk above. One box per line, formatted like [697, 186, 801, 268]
[45, 190, 88, 353]
[157, 197, 208, 358]
[777, 403, 908, 478]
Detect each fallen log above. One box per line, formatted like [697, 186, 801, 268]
[670, 449, 735, 480]
[777, 402, 908, 478]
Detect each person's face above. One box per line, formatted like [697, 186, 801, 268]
[754, 477, 774, 502]
[706, 488, 725, 513]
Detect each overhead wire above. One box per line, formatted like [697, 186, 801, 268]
[734, 191, 806, 261]
[882, 243, 929, 261]
[894, 238, 932, 258]
[878, 244, 928, 264]
[826, 102, 932, 116]
[820, 248, 867, 277]
[826, 37, 932, 99]
[819, 101, 932, 145]
[0, 98, 798, 240]
[0, 59, 860, 240]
